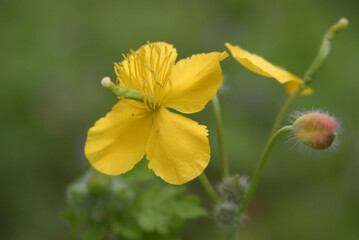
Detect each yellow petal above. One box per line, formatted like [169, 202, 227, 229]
[164, 51, 228, 114]
[225, 43, 313, 95]
[285, 80, 314, 95]
[85, 100, 153, 175]
[146, 107, 210, 185]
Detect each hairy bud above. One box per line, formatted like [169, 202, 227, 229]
[217, 174, 249, 204]
[87, 169, 113, 195]
[292, 112, 338, 150]
[213, 175, 249, 228]
[213, 202, 239, 229]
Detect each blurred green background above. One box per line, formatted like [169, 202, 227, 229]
[1, 0, 358, 239]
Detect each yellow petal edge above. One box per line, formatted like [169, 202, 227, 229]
[85, 100, 153, 175]
[225, 43, 313, 95]
[165, 51, 228, 114]
[146, 107, 210, 185]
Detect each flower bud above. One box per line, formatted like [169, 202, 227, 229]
[101, 76, 112, 87]
[213, 201, 239, 229]
[292, 112, 338, 150]
[217, 174, 249, 204]
[87, 169, 113, 195]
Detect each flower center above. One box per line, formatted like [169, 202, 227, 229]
[114, 42, 174, 111]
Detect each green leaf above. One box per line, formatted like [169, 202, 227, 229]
[133, 185, 178, 234]
[111, 218, 143, 239]
[174, 195, 209, 219]
[65, 169, 206, 240]
[133, 184, 206, 235]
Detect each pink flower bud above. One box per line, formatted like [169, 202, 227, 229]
[292, 112, 338, 150]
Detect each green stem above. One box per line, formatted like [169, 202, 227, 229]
[235, 17, 348, 233]
[198, 173, 219, 204]
[102, 77, 153, 103]
[212, 95, 229, 178]
[268, 87, 301, 137]
[303, 18, 348, 85]
[268, 18, 348, 136]
[238, 126, 293, 219]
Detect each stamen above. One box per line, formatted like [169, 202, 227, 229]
[113, 42, 175, 110]
[130, 54, 142, 90]
[114, 63, 126, 87]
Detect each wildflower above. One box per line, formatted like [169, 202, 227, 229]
[292, 111, 338, 149]
[225, 43, 313, 95]
[85, 42, 228, 185]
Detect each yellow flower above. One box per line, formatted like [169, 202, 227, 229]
[85, 42, 228, 185]
[225, 43, 313, 95]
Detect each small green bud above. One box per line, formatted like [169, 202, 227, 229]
[101, 76, 112, 87]
[217, 174, 249, 204]
[213, 202, 239, 229]
[213, 175, 249, 229]
[292, 111, 338, 150]
[87, 169, 113, 195]
[112, 178, 134, 203]
[329, 18, 349, 35]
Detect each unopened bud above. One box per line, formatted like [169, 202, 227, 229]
[87, 169, 112, 195]
[339, 18, 349, 28]
[101, 76, 112, 88]
[213, 202, 239, 229]
[217, 174, 249, 204]
[292, 112, 338, 150]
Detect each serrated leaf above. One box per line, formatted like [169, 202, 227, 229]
[133, 185, 177, 234]
[133, 184, 205, 235]
[111, 218, 143, 239]
[174, 195, 209, 219]
[65, 169, 205, 240]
